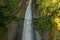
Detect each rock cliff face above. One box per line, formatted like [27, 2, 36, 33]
[32, 0, 41, 40]
[7, 0, 29, 40]
[8, 21, 18, 40]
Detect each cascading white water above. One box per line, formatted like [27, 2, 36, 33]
[22, 0, 33, 40]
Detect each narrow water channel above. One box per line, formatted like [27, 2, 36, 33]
[22, 0, 34, 40]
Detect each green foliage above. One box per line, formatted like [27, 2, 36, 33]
[9, 0, 21, 9]
[0, 27, 6, 37]
[36, 0, 60, 37]
[0, 0, 21, 38]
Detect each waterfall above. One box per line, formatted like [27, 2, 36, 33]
[22, 0, 33, 40]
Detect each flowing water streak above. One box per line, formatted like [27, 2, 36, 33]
[22, 0, 33, 40]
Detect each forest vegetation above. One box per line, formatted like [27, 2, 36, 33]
[0, 0, 21, 39]
[36, 0, 60, 40]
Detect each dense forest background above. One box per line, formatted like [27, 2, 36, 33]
[36, 0, 60, 40]
[0, 0, 21, 39]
